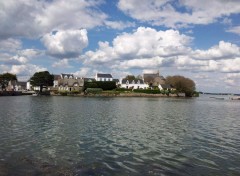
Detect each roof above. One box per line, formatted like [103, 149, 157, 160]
[84, 78, 96, 82]
[17, 81, 26, 86]
[160, 84, 171, 89]
[113, 79, 119, 82]
[61, 73, 74, 79]
[122, 78, 144, 84]
[53, 74, 61, 80]
[96, 73, 112, 78]
[143, 73, 159, 83]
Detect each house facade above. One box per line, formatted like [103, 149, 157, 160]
[58, 74, 84, 91]
[95, 73, 113, 81]
[120, 78, 148, 89]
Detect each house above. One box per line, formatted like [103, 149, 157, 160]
[58, 73, 84, 91]
[159, 84, 172, 90]
[6, 80, 27, 91]
[84, 78, 96, 82]
[121, 78, 148, 89]
[95, 73, 113, 81]
[143, 71, 166, 87]
[53, 74, 61, 88]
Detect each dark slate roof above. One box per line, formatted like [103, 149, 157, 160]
[160, 84, 171, 89]
[113, 79, 119, 82]
[84, 78, 96, 82]
[17, 81, 26, 86]
[122, 78, 144, 84]
[97, 73, 112, 78]
[61, 73, 74, 79]
[53, 74, 61, 80]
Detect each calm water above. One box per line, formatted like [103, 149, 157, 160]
[0, 95, 240, 175]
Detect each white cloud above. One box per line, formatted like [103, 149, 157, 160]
[74, 67, 91, 77]
[5, 64, 47, 80]
[0, 38, 22, 52]
[117, 0, 240, 28]
[104, 21, 136, 30]
[0, 55, 28, 65]
[0, 0, 107, 39]
[19, 49, 42, 58]
[226, 26, 240, 35]
[42, 29, 88, 58]
[52, 59, 72, 68]
[82, 27, 192, 69]
[192, 41, 240, 60]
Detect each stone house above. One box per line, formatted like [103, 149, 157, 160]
[58, 74, 84, 92]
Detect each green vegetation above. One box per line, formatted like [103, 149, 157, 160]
[0, 73, 17, 91]
[85, 88, 103, 94]
[133, 89, 161, 94]
[84, 81, 116, 91]
[165, 75, 196, 97]
[30, 71, 54, 93]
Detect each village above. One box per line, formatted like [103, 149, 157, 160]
[1, 71, 183, 97]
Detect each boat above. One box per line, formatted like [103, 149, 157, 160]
[32, 93, 38, 96]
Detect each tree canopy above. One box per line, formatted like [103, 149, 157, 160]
[124, 75, 136, 81]
[30, 71, 54, 92]
[0, 73, 17, 90]
[165, 75, 196, 97]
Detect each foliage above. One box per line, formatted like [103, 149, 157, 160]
[30, 71, 54, 93]
[124, 75, 136, 82]
[165, 75, 196, 97]
[0, 73, 17, 90]
[115, 88, 130, 92]
[133, 89, 161, 94]
[84, 81, 116, 90]
[85, 88, 103, 94]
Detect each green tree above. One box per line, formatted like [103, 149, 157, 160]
[165, 75, 196, 97]
[0, 73, 17, 91]
[30, 71, 54, 93]
[124, 75, 136, 82]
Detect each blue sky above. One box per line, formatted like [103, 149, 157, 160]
[0, 0, 240, 93]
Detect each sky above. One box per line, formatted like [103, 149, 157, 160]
[0, 0, 240, 93]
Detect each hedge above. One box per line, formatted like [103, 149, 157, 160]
[84, 81, 116, 90]
[85, 88, 103, 94]
[133, 89, 161, 94]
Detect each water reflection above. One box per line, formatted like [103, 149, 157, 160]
[0, 96, 240, 175]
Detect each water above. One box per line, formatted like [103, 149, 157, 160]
[0, 95, 240, 175]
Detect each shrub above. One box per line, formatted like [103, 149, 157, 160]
[133, 89, 160, 94]
[85, 88, 103, 94]
[84, 81, 116, 90]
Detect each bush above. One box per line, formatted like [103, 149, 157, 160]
[133, 89, 160, 94]
[115, 88, 129, 92]
[85, 88, 103, 94]
[84, 81, 116, 90]
[59, 91, 67, 96]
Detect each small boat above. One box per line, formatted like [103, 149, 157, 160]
[214, 97, 224, 100]
[32, 93, 38, 96]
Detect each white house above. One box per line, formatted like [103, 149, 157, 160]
[120, 78, 148, 89]
[95, 73, 113, 81]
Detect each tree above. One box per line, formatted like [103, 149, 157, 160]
[30, 71, 54, 93]
[165, 75, 196, 97]
[0, 73, 17, 91]
[124, 75, 136, 82]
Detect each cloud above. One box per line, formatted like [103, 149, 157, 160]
[0, 38, 22, 52]
[0, 0, 107, 39]
[42, 29, 88, 58]
[226, 26, 240, 35]
[52, 59, 72, 68]
[192, 41, 240, 60]
[117, 0, 240, 28]
[82, 27, 192, 69]
[104, 21, 136, 30]
[19, 49, 42, 58]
